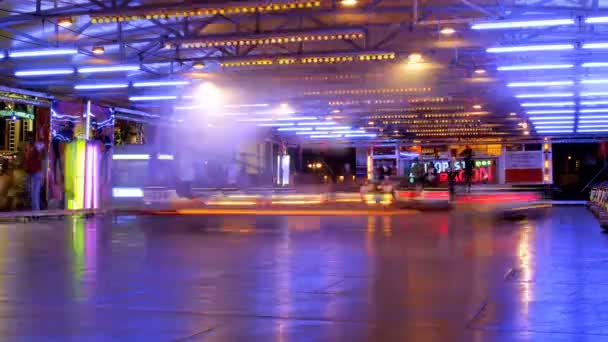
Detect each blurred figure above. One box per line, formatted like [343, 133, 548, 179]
[24, 139, 44, 211]
[411, 158, 425, 193]
[461, 145, 474, 193]
[426, 162, 437, 187]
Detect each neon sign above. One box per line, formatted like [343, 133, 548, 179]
[410, 159, 496, 184]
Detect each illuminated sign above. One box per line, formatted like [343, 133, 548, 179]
[410, 159, 496, 184]
[0, 110, 34, 119]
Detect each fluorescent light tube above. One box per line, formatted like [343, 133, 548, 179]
[277, 127, 313, 131]
[582, 42, 608, 49]
[516, 93, 573, 98]
[521, 102, 575, 107]
[508, 81, 573, 87]
[581, 79, 608, 84]
[472, 19, 574, 30]
[580, 115, 608, 119]
[112, 154, 150, 160]
[129, 96, 177, 101]
[78, 65, 140, 73]
[112, 187, 144, 198]
[314, 126, 352, 130]
[586, 17, 608, 24]
[297, 121, 337, 126]
[577, 128, 608, 132]
[529, 116, 575, 120]
[9, 48, 78, 58]
[582, 62, 608, 68]
[487, 44, 574, 53]
[15, 69, 74, 77]
[132, 80, 189, 87]
[257, 123, 294, 127]
[345, 134, 377, 138]
[498, 64, 573, 71]
[535, 129, 573, 133]
[581, 101, 608, 106]
[529, 120, 574, 124]
[310, 134, 343, 138]
[75, 83, 128, 90]
[275, 116, 317, 121]
[526, 110, 575, 114]
[580, 108, 608, 113]
[581, 92, 608, 97]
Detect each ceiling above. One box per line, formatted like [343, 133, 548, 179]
[1, 0, 608, 144]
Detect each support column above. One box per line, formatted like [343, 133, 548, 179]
[498, 144, 506, 184]
[543, 142, 553, 184]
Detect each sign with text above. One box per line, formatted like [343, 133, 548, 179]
[505, 151, 542, 169]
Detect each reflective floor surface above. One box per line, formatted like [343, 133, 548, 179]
[0, 206, 605, 341]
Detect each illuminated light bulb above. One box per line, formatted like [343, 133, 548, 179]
[440, 27, 455, 35]
[474, 69, 486, 74]
[341, 0, 357, 6]
[92, 45, 105, 54]
[408, 53, 423, 63]
[193, 62, 205, 70]
[58, 17, 73, 27]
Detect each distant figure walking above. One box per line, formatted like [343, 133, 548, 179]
[461, 146, 474, 193]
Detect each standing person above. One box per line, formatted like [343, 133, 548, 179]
[461, 146, 474, 193]
[24, 140, 43, 211]
[411, 159, 425, 193]
[426, 162, 437, 187]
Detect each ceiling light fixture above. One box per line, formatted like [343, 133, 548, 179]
[507, 81, 573, 87]
[581, 92, 608, 97]
[15, 69, 74, 77]
[75, 83, 129, 90]
[92, 46, 105, 54]
[440, 27, 456, 35]
[129, 96, 178, 101]
[193, 62, 205, 70]
[581, 79, 608, 84]
[471, 18, 574, 30]
[529, 116, 575, 120]
[408, 53, 423, 63]
[486, 44, 574, 53]
[474, 69, 486, 74]
[586, 16, 608, 23]
[521, 101, 575, 107]
[91, 1, 322, 24]
[9, 48, 78, 58]
[340, 0, 358, 6]
[132, 80, 189, 87]
[498, 64, 574, 71]
[78, 65, 140, 73]
[515, 93, 573, 98]
[582, 62, 608, 68]
[526, 110, 575, 114]
[58, 17, 73, 27]
[582, 42, 608, 49]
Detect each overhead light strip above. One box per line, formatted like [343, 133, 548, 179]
[498, 64, 573, 71]
[78, 65, 140, 73]
[9, 48, 78, 58]
[472, 18, 574, 30]
[487, 44, 574, 53]
[91, 0, 322, 24]
[15, 69, 74, 77]
[507, 81, 573, 87]
[515, 93, 573, 98]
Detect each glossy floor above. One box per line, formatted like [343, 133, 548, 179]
[0, 207, 605, 341]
